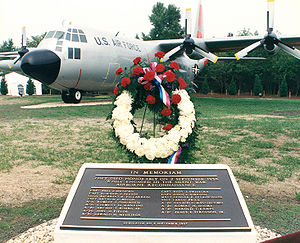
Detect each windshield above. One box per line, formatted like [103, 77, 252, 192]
[45, 31, 65, 39]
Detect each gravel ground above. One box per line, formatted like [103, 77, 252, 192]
[6, 219, 281, 243]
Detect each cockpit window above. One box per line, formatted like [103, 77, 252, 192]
[72, 34, 79, 42]
[79, 35, 87, 43]
[66, 32, 71, 41]
[45, 31, 55, 38]
[64, 28, 87, 43]
[54, 31, 65, 39]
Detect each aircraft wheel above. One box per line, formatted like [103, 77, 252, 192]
[61, 91, 72, 103]
[70, 89, 82, 104]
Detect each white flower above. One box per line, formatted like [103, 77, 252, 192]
[135, 146, 145, 157]
[114, 91, 132, 106]
[112, 89, 196, 161]
[145, 150, 156, 160]
[180, 129, 189, 139]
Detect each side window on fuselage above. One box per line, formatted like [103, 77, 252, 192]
[68, 48, 81, 60]
[74, 48, 81, 59]
[68, 48, 73, 59]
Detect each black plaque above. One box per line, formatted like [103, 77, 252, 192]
[61, 167, 251, 231]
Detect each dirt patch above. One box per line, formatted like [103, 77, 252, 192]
[271, 110, 300, 116]
[240, 174, 300, 202]
[0, 97, 31, 105]
[21, 100, 112, 109]
[200, 114, 286, 120]
[0, 164, 71, 206]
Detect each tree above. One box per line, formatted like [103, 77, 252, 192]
[228, 77, 237, 95]
[237, 28, 259, 36]
[0, 39, 16, 52]
[0, 76, 8, 95]
[200, 77, 210, 94]
[279, 76, 288, 97]
[142, 2, 184, 40]
[253, 75, 263, 96]
[26, 79, 35, 95]
[26, 33, 46, 48]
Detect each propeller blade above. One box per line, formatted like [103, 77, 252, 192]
[235, 41, 262, 60]
[192, 43, 218, 63]
[14, 26, 29, 64]
[185, 8, 192, 37]
[194, 46, 218, 63]
[22, 26, 27, 48]
[162, 45, 184, 62]
[277, 42, 300, 60]
[13, 56, 22, 65]
[267, 0, 275, 34]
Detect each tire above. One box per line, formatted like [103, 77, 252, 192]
[70, 89, 82, 103]
[61, 91, 72, 103]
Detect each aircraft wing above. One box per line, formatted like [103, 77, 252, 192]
[155, 36, 300, 59]
[204, 36, 300, 52]
[0, 51, 19, 59]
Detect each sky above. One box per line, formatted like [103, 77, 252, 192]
[0, 0, 300, 47]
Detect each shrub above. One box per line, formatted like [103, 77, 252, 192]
[26, 79, 35, 96]
[228, 77, 237, 95]
[200, 77, 210, 94]
[253, 74, 263, 96]
[0, 76, 8, 95]
[280, 76, 288, 97]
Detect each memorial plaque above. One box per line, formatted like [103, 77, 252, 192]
[60, 165, 251, 231]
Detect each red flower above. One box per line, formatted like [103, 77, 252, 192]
[161, 108, 172, 117]
[164, 70, 175, 82]
[178, 77, 187, 89]
[144, 82, 152, 91]
[132, 66, 143, 76]
[155, 51, 165, 59]
[121, 77, 131, 87]
[133, 57, 141, 65]
[170, 61, 179, 70]
[146, 95, 156, 105]
[163, 124, 173, 131]
[156, 64, 165, 73]
[115, 67, 123, 76]
[114, 87, 119, 96]
[171, 94, 181, 104]
[144, 70, 155, 81]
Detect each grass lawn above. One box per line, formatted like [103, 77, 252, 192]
[0, 95, 299, 241]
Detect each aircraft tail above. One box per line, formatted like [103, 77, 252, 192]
[194, 0, 204, 39]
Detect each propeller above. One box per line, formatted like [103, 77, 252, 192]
[162, 6, 218, 63]
[14, 26, 29, 64]
[235, 0, 300, 60]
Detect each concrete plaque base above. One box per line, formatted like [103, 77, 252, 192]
[54, 163, 256, 243]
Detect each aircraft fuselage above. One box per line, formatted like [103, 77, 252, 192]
[25, 26, 205, 93]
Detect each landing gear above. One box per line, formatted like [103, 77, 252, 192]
[61, 89, 82, 103]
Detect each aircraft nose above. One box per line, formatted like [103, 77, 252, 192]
[21, 49, 61, 85]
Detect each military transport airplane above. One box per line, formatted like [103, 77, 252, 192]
[0, 0, 300, 103]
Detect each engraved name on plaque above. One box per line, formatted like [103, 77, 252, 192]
[60, 167, 251, 231]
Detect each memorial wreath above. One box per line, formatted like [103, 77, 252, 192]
[108, 52, 198, 164]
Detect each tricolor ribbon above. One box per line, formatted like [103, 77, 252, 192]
[138, 62, 170, 109]
[168, 146, 182, 164]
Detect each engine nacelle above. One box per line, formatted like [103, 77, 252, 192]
[263, 32, 280, 56]
[263, 43, 280, 55]
[186, 50, 203, 60]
